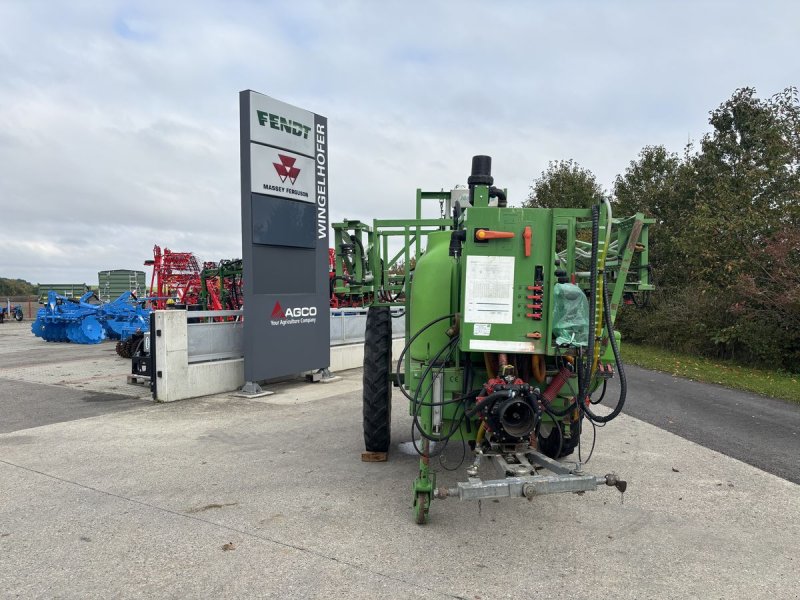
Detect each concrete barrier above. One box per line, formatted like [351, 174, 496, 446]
[153, 310, 244, 402]
[152, 310, 405, 402]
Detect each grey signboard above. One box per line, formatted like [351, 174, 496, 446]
[239, 90, 330, 382]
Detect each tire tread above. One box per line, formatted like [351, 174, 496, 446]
[363, 307, 392, 452]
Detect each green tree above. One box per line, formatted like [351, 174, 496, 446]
[613, 145, 690, 288]
[0, 278, 37, 296]
[525, 159, 607, 209]
[681, 87, 800, 287]
[616, 87, 800, 370]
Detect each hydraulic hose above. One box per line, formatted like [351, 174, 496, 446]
[465, 390, 513, 418]
[577, 204, 600, 411]
[541, 366, 573, 404]
[395, 313, 455, 402]
[475, 422, 486, 446]
[535, 401, 564, 458]
[412, 336, 471, 442]
[350, 235, 368, 278]
[412, 335, 469, 408]
[329, 275, 353, 299]
[483, 352, 497, 380]
[592, 199, 613, 376]
[531, 354, 546, 384]
[536, 361, 579, 418]
[489, 186, 507, 207]
[581, 271, 627, 423]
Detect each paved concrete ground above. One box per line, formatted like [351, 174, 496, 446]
[1, 321, 799, 599]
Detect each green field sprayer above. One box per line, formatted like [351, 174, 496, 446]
[332, 156, 654, 523]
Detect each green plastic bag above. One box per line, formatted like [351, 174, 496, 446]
[552, 283, 589, 347]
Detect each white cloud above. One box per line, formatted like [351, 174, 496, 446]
[0, 0, 798, 284]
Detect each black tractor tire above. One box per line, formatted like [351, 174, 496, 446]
[537, 418, 582, 459]
[363, 306, 392, 453]
[14, 312, 23, 322]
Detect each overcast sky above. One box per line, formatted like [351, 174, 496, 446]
[1, 0, 798, 284]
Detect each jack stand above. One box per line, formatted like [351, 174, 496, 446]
[306, 368, 341, 383]
[234, 381, 274, 398]
[412, 439, 435, 524]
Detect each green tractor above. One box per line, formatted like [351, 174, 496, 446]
[333, 156, 653, 523]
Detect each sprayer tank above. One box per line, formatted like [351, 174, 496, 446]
[409, 231, 456, 361]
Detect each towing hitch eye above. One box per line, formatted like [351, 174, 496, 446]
[604, 473, 627, 493]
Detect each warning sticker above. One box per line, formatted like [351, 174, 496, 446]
[473, 323, 491, 336]
[464, 255, 515, 324]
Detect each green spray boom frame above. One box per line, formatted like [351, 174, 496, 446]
[332, 191, 653, 354]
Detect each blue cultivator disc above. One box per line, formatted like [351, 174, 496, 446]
[66, 322, 85, 344]
[104, 319, 125, 340]
[44, 322, 68, 342]
[80, 316, 106, 344]
[31, 318, 46, 338]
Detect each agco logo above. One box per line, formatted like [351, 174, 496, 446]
[273, 154, 300, 185]
[270, 301, 317, 325]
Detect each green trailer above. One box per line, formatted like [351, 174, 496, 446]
[333, 155, 653, 523]
[98, 270, 146, 303]
[37, 284, 90, 304]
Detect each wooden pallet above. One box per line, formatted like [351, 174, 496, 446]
[127, 374, 150, 386]
[361, 451, 388, 462]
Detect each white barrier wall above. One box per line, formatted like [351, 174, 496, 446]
[153, 310, 244, 402]
[152, 310, 405, 402]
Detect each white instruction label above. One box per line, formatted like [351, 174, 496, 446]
[464, 255, 515, 324]
[470, 339, 536, 353]
[473, 323, 491, 336]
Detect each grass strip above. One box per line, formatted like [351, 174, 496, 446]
[621, 343, 800, 404]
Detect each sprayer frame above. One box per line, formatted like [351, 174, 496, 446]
[332, 171, 653, 523]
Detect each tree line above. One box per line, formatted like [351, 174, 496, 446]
[525, 87, 800, 372]
[0, 278, 37, 297]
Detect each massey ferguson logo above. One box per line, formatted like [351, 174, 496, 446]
[273, 154, 300, 185]
[270, 301, 317, 326]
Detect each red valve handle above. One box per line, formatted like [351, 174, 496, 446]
[523, 226, 531, 256]
[475, 229, 515, 241]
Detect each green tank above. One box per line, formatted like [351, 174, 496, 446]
[409, 231, 455, 362]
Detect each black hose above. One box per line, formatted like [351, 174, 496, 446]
[411, 337, 471, 442]
[535, 402, 564, 458]
[590, 379, 607, 405]
[465, 390, 512, 418]
[462, 354, 474, 434]
[350, 235, 368, 277]
[411, 335, 473, 408]
[578, 418, 597, 464]
[577, 204, 600, 415]
[489, 186, 507, 207]
[581, 271, 627, 423]
[395, 313, 455, 402]
[453, 200, 462, 229]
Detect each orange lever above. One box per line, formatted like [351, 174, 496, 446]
[475, 229, 515, 241]
[523, 226, 531, 256]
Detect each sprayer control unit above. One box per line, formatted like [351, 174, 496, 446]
[332, 156, 653, 523]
